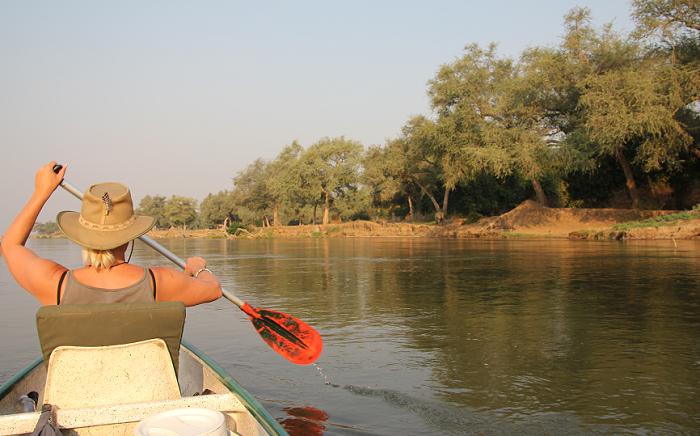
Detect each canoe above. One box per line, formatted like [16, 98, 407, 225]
[0, 340, 288, 435]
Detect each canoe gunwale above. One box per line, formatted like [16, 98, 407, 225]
[0, 356, 43, 401]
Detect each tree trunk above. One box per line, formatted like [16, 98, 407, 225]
[531, 178, 547, 206]
[407, 196, 414, 222]
[322, 191, 330, 225]
[615, 150, 639, 209]
[441, 187, 450, 222]
[222, 216, 230, 234]
[273, 205, 280, 227]
[413, 179, 443, 223]
[312, 204, 317, 225]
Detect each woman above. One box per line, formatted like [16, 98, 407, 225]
[1, 162, 222, 306]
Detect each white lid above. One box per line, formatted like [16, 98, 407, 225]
[134, 408, 227, 436]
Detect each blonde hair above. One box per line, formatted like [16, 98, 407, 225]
[82, 248, 117, 270]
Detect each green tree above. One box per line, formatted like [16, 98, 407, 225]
[266, 141, 304, 226]
[163, 196, 198, 230]
[300, 137, 363, 225]
[363, 143, 406, 219]
[426, 44, 513, 218]
[199, 190, 236, 229]
[632, 0, 700, 40]
[334, 186, 372, 221]
[232, 159, 274, 226]
[136, 195, 167, 228]
[580, 59, 693, 208]
[32, 221, 59, 235]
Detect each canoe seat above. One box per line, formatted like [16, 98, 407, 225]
[36, 302, 186, 372]
[43, 339, 181, 409]
[35, 302, 185, 409]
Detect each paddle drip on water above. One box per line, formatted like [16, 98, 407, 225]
[312, 363, 332, 385]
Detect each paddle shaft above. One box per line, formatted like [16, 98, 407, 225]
[56, 176, 245, 308]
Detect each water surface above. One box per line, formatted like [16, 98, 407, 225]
[1, 238, 699, 434]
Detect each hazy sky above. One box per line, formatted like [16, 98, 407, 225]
[0, 1, 635, 230]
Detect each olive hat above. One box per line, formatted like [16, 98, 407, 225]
[56, 182, 155, 250]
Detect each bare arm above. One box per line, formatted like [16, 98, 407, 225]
[152, 256, 222, 307]
[1, 162, 68, 305]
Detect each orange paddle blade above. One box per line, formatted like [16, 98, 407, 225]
[241, 303, 323, 365]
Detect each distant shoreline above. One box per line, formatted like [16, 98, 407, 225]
[30, 202, 700, 242]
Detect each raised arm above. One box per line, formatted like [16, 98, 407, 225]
[1, 162, 68, 305]
[151, 256, 222, 307]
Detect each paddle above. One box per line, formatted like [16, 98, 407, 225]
[51, 164, 323, 365]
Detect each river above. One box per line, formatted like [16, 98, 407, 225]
[1, 237, 699, 435]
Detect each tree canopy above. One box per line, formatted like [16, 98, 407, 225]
[139, 2, 700, 227]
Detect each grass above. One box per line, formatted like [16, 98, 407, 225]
[613, 207, 700, 231]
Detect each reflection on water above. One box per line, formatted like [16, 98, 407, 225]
[1, 238, 699, 435]
[281, 406, 329, 435]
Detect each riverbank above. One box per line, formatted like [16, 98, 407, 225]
[29, 201, 699, 242]
[142, 201, 700, 241]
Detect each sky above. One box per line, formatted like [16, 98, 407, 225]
[0, 1, 635, 231]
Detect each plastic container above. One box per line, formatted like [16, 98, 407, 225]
[16, 394, 36, 413]
[134, 408, 229, 436]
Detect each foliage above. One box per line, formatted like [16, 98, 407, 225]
[580, 58, 692, 172]
[299, 137, 363, 224]
[232, 159, 274, 226]
[226, 221, 249, 235]
[613, 208, 700, 230]
[163, 196, 197, 229]
[136, 195, 167, 228]
[199, 190, 236, 229]
[632, 0, 700, 40]
[333, 187, 372, 221]
[32, 221, 59, 234]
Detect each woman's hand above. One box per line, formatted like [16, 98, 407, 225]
[35, 161, 66, 198]
[184, 256, 208, 277]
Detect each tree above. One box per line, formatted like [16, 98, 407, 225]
[136, 195, 167, 228]
[299, 137, 363, 225]
[266, 141, 304, 226]
[163, 196, 197, 230]
[581, 58, 693, 208]
[363, 144, 406, 219]
[232, 159, 274, 226]
[632, 0, 700, 40]
[199, 190, 236, 229]
[333, 186, 372, 221]
[32, 221, 59, 235]
[425, 44, 513, 218]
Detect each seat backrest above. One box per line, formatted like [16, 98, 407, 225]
[43, 339, 181, 408]
[36, 302, 186, 373]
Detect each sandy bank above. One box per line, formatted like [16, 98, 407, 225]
[144, 201, 699, 241]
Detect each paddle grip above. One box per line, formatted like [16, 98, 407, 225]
[53, 164, 63, 174]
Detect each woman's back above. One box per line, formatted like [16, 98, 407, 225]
[59, 264, 156, 304]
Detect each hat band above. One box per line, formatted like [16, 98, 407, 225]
[78, 215, 136, 232]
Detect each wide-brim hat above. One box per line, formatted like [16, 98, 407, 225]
[57, 182, 155, 250]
